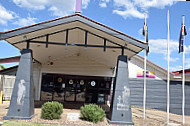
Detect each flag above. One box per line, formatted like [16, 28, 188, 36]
[179, 23, 187, 53]
[142, 22, 149, 54]
[142, 22, 148, 43]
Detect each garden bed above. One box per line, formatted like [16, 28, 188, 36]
[1, 101, 190, 126]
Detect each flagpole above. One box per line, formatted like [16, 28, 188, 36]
[143, 12, 147, 120]
[167, 10, 170, 125]
[182, 15, 185, 125]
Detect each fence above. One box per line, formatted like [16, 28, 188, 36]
[0, 75, 15, 100]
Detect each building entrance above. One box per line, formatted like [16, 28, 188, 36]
[41, 73, 112, 104]
[65, 78, 86, 102]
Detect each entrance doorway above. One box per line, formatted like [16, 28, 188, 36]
[41, 73, 112, 104]
[65, 79, 86, 102]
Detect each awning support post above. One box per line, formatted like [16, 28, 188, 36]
[65, 29, 69, 49]
[84, 31, 88, 50]
[3, 49, 34, 120]
[26, 41, 30, 49]
[104, 39, 106, 52]
[121, 47, 124, 55]
[46, 34, 49, 48]
[108, 55, 134, 125]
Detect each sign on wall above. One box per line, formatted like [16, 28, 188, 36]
[137, 70, 155, 78]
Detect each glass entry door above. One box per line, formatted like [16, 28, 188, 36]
[65, 79, 75, 101]
[76, 80, 85, 102]
[65, 79, 86, 102]
[53, 76, 65, 101]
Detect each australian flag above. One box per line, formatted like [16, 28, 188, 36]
[142, 22, 149, 54]
[179, 23, 187, 53]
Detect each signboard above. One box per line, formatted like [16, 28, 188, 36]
[137, 70, 155, 78]
[67, 113, 79, 121]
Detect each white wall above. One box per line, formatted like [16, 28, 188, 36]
[128, 56, 167, 80]
[184, 75, 190, 81]
[33, 63, 41, 100]
[172, 75, 190, 81]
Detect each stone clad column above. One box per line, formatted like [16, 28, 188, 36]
[108, 55, 134, 125]
[3, 49, 34, 119]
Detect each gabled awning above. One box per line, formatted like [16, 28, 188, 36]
[0, 14, 148, 67]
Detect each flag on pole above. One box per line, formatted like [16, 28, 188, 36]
[179, 22, 187, 53]
[143, 12, 147, 120]
[179, 15, 187, 124]
[143, 22, 148, 43]
[179, 15, 186, 125]
[142, 20, 149, 54]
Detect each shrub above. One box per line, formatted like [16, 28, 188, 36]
[41, 101, 63, 120]
[80, 104, 106, 123]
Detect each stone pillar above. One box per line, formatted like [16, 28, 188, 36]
[108, 55, 134, 125]
[3, 49, 34, 119]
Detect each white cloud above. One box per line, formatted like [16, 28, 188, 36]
[0, 4, 17, 25]
[82, 0, 90, 9]
[13, 16, 37, 27]
[149, 39, 181, 62]
[133, 0, 176, 9]
[170, 58, 190, 72]
[149, 39, 178, 55]
[99, 0, 110, 8]
[170, 65, 182, 72]
[185, 45, 190, 54]
[149, 38, 190, 64]
[138, 28, 143, 35]
[12, 0, 90, 16]
[113, 0, 178, 19]
[185, 58, 190, 69]
[102, 0, 110, 2]
[113, 8, 144, 19]
[99, 3, 107, 8]
[163, 56, 179, 62]
[13, 0, 48, 10]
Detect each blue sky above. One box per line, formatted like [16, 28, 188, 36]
[0, 0, 189, 72]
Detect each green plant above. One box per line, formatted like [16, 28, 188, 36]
[80, 104, 106, 123]
[0, 65, 5, 70]
[41, 101, 63, 120]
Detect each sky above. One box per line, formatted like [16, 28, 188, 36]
[0, 0, 189, 72]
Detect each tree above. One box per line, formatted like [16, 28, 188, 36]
[0, 65, 5, 70]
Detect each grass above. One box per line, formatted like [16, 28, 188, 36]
[2, 120, 76, 126]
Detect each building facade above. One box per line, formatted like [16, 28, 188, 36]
[1, 54, 190, 116]
[0, 13, 149, 124]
